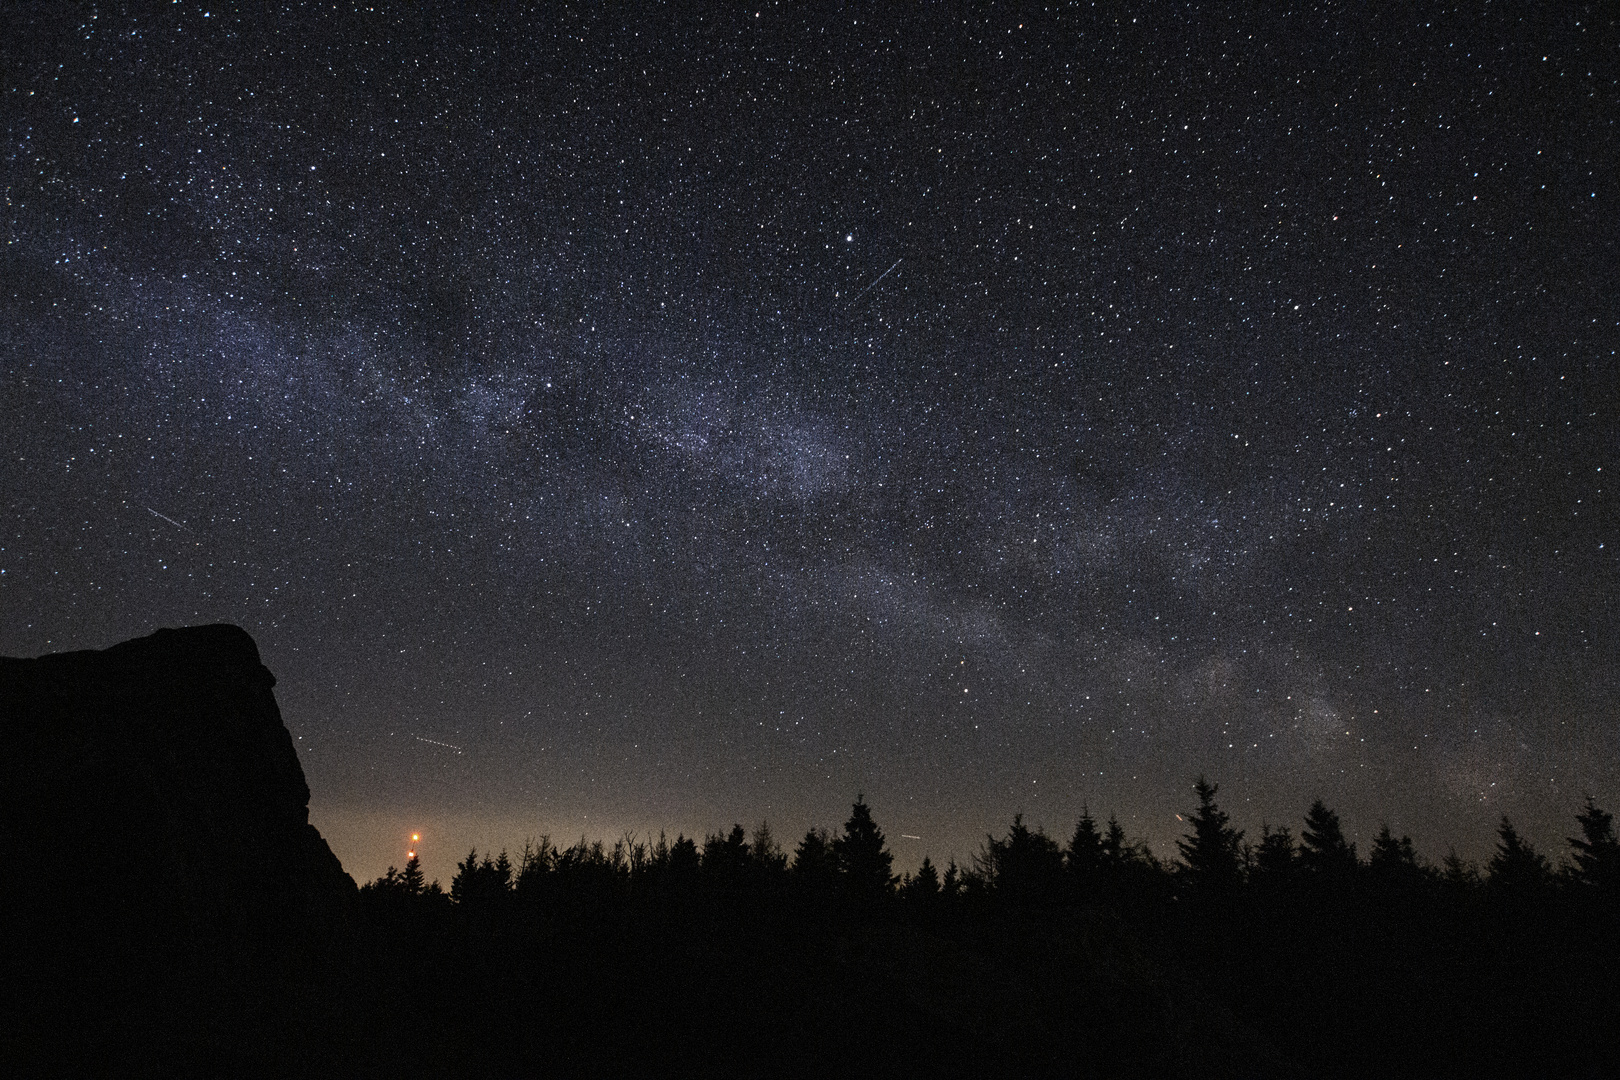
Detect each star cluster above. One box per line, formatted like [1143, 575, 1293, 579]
[3, 6, 1615, 883]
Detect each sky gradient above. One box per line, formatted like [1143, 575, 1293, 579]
[3, 6, 1615, 886]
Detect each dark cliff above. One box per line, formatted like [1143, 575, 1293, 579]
[1, 624, 354, 941]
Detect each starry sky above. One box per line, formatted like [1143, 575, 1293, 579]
[4, 5, 1616, 886]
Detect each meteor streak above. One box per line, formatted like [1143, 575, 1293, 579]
[147, 507, 191, 532]
[848, 258, 902, 304]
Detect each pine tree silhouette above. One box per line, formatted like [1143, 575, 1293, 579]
[1102, 815, 1131, 868]
[941, 858, 963, 900]
[1567, 796, 1620, 890]
[833, 796, 896, 905]
[982, 813, 1064, 905]
[452, 847, 513, 907]
[1487, 816, 1551, 890]
[514, 836, 556, 904]
[899, 856, 942, 908]
[1177, 776, 1244, 894]
[1441, 849, 1481, 890]
[1252, 824, 1298, 886]
[750, 821, 788, 876]
[791, 826, 839, 901]
[400, 853, 425, 896]
[668, 834, 701, 886]
[1299, 800, 1359, 879]
[1068, 807, 1105, 878]
[702, 825, 751, 887]
[1363, 824, 1424, 898]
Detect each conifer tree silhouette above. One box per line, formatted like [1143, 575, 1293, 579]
[941, 858, 963, 900]
[982, 813, 1064, 905]
[791, 826, 839, 900]
[494, 849, 513, 888]
[1252, 824, 1298, 886]
[1068, 807, 1105, 880]
[452, 848, 482, 904]
[360, 854, 448, 914]
[452, 847, 513, 907]
[1441, 849, 1481, 890]
[1487, 816, 1551, 890]
[360, 864, 405, 904]
[1299, 799, 1359, 879]
[400, 853, 425, 896]
[514, 836, 556, 903]
[668, 834, 701, 886]
[1176, 776, 1244, 893]
[1567, 796, 1620, 890]
[899, 856, 942, 908]
[1101, 815, 1131, 868]
[702, 825, 751, 887]
[1368, 825, 1421, 881]
[833, 796, 896, 904]
[750, 821, 788, 876]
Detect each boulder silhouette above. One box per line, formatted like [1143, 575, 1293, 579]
[1, 624, 354, 944]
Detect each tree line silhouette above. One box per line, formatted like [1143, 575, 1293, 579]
[337, 782, 1619, 1077]
[361, 782, 1620, 918]
[21, 780, 1616, 1078]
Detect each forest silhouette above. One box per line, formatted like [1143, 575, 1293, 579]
[23, 783, 1615, 1077]
[10, 629, 1615, 1077]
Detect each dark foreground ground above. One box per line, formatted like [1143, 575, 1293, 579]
[7, 886, 1616, 1079]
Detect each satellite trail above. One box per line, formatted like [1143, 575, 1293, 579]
[147, 507, 191, 532]
[848, 258, 902, 304]
[414, 735, 464, 753]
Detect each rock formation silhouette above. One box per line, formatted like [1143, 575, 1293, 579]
[1, 624, 353, 946]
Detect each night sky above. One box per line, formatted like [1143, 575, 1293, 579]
[4, 6, 1616, 886]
